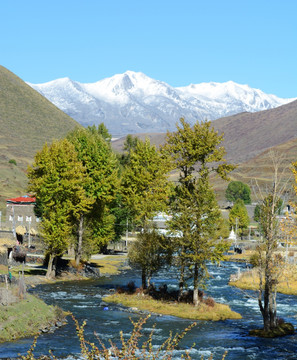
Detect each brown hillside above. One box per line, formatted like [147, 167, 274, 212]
[212, 99, 297, 164]
[211, 137, 297, 202]
[112, 100, 297, 201]
[0, 65, 80, 208]
[112, 100, 297, 167]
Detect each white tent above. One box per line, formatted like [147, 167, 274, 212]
[228, 228, 236, 241]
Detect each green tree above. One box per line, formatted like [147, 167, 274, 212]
[128, 226, 171, 289]
[121, 138, 172, 226]
[254, 204, 261, 222]
[121, 138, 172, 288]
[67, 126, 119, 263]
[27, 139, 90, 277]
[229, 199, 250, 237]
[163, 118, 234, 305]
[226, 180, 251, 204]
[87, 123, 112, 143]
[169, 179, 229, 304]
[119, 134, 140, 167]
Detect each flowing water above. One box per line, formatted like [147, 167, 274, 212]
[1, 261, 297, 359]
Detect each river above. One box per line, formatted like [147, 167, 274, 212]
[1, 261, 297, 359]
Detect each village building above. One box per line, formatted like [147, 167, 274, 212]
[5, 196, 39, 239]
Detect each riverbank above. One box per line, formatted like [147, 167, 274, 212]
[0, 291, 66, 343]
[104, 292, 242, 321]
[0, 254, 128, 285]
[0, 254, 127, 343]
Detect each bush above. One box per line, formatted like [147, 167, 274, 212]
[205, 297, 215, 308]
[249, 252, 260, 268]
[127, 280, 136, 293]
[8, 159, 17, 166]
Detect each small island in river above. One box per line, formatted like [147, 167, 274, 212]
[104, 283, 242, 321]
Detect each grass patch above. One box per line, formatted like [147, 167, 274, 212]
[229, 265, 297, 295]
[90, 255, 128, 275]
[104, 292, 242, 321]
[0, 293, 65, 342]
[0, 264, 47, 278]
[224, 250, 255, 263]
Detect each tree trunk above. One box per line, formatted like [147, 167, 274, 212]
[263, 266, 271, 332]
[269, 287, 277, 328]
[178, 261, 185, 302]
[147, 273, 151, 288]
[142, 268, 147, 289]
[46, 253, 55, 279]
[75, 215, 84, 266]
[68, 244, 75, 257]
[193, 263, 199, 306]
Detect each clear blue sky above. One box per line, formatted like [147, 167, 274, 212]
[1, 0, 296, 98]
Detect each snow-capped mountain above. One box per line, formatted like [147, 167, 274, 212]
[28, 71, 295, 136]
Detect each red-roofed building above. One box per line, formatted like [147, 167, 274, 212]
[6, 196, 36, 205]
[5, 195, 39, 237]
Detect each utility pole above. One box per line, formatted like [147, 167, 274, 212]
[125, 218, 128, 248]
[12, 206, 16, 238]
[27, 216, 32, 248]
[235, 217, 238, 247]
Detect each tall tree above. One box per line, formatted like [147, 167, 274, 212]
[121, 138, 172, 226]
[27, 139, 90, 277]
[253, 151, 289, 332]
[163, 118, 234, 305]
[122, 138, 172, 286]
[67, 126, 119, 263]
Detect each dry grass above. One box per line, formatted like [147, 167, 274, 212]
[0, 237, 15, 253]
[104, 293, 242, 321]
[224, 250, 255, 263]
[90, 255, 128, 275]
[229, 264, 297, 295]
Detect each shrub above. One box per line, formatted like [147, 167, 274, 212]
[127, 281, 136, 293]
[249, 252, 260, 268]
[277, 317, 285, 325]
[116, 286, 125, 294]
[21, 315, 205, 360]
[204, 297, 215, 308]
[8, 159, 17, 166]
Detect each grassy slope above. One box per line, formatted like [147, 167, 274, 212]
[0, 65, 80, 209]
[211, 136, 297, 201]
[0, 293, 63, 342]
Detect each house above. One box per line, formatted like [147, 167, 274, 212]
[5, 196, 39, 240]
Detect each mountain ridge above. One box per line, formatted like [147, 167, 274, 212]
[29, 71, 295, 136]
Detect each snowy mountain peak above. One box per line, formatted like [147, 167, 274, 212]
[28, 72, 296, 136]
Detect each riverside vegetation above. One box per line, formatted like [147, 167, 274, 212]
[104, 282, 241, 321]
